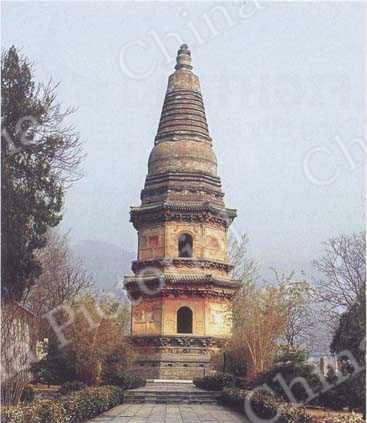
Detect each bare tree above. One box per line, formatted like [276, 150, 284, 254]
[1, 303, 38, 405]
[270, 270, 315, 350]
[66, 294, 133, 385]
[314, 232, 366, 324]
[231, 268, 316, 376]
[26, 230, 93, 318]
[232, 281, 289, 376]
[229, 233, 259, 282]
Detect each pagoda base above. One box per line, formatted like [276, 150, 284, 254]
[129, 335, 223, 380]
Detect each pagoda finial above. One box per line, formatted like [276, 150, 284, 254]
[175, 44, 192, 71]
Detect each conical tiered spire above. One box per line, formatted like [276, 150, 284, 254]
[131, 44, 236, 222]
[155, 44, 210, 144]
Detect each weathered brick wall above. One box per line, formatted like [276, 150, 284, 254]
[165, 221, 228, 264]
[132, 298, 162, 336]
[138, 225, 165, 260]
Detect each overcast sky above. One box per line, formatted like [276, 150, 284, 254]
[2, 1, 365, 275]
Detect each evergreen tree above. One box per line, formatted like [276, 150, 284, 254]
[1, 46, 83, 303]
[330, 289, 365, 370]
[322, 290, 366, 412]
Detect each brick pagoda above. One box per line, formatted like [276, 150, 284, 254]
[124, 44, 240, 380]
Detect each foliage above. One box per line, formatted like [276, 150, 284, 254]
[232, 274, 313, 377]
[246, 389, 280, 420]
[276, 403, 314, 423]
[221, 386, 247, 410]
[248, 344, 365, 413]
[211, 345, 248, 377]
[229, 233, 316, 377]
[193, 373, 234, 391]
[32, 343, 76, 385]
[101, 343, 135, 380]
[316, 414, 365, 423]
[33, 294, 132, 386]
[221, 387, 317, 423]
[20, 386, 34, 403]
[59, 381, 87, 395]
[312, 290, 366, 413]
[314, 371, 365, 413]
[253, 360, 321, 403]
[330, 293, 365, 371]
[67, 295, 133, 385]
[102, 371, 146, 390]
[274, 347, 309, 366]
[221, 387, 281, 421]
[1, 385, 124, 423]
[2, 399, 68, 423]
[1, 46, 83, 304]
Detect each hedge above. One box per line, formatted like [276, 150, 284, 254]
[193, 373, 235, 391]
[1, 385, 124, 423]
[102, 371, 146, 390]
[220, 387, 364, 423]
[59, 381, 87, 395]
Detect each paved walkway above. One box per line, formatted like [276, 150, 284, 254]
[88, 403, 247, 422]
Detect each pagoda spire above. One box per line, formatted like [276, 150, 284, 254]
[138, 45, 232, 208]
[175, 43, 193, 71]
[155, 44, 210, 144]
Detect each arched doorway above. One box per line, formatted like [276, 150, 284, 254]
[177, 306, 193, 334]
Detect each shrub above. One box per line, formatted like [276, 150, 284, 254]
[20, 386, 35, 403]
[234, 377, 257, 390]
[60, 385, 124, 422]
[316, 414, 365, 423]
[193, 373, 235, 391]
[221, 387, 279, 419]
[1, 399, 68, 423]
[1, 385, 124, 423]
[221, 387, 314, 423]
[314, 372, 365, 413]
[253, 361, 322, 403]
[221, 387, 246, 410]
[211, 347, 248, 377]
[102, 371, 146, 390]
[31, 344, 76, 385]
[277, 403, 313, 423]
[59, 381, 87, 395]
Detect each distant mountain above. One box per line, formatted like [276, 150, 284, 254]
[71, 240, 135, 293]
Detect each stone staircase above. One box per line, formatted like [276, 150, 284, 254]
[124, 381, 220, 404]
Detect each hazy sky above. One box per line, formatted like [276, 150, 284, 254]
[2, 1, 365, 275]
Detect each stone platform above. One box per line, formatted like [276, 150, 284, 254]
[130, 335, 222, 380]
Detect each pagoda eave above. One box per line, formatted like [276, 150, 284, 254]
[124, 273, 240, 286]
[131, 258, 234, 274]
[130, 202, 237, 229]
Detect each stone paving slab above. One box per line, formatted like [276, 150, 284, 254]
[87, 403, 247, 422]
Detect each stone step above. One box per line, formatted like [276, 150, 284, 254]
[147, 379, 193, 384]
[125, 394, 218, 399]
[124, 383, 220, 404]
[125, 397, 217, 404]
[126, 399, 218, 404]
[125, 391, 218, 396]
